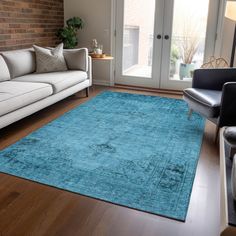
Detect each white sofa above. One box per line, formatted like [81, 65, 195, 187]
[0, 48, 92, 129]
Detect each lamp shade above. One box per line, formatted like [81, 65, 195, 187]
[226, 1, 236, 21]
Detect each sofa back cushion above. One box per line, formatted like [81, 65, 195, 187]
[1, 49, 36, 78]
[0, 55, 11, 82]
[63, 48, 88, 71]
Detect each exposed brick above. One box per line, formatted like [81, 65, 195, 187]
[0, 0, 64, 51]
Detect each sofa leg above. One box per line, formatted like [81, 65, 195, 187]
[188, 109, 193, 120]
[86, 87, 89, 97]
[215, 125, 220, 143]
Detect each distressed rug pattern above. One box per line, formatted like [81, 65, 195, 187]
[0, 91, 205, 221]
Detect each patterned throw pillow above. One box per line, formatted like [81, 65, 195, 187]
[33, 43, 68, 73]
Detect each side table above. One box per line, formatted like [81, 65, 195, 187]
[91, 56, 114, 61]
[90, 55, 114, 86]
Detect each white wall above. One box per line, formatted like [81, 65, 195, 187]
[64, 0, 113, 85]
[209, 0, 236, 66]
[220, 18, 235, 66]
[64, 0, 236, 87]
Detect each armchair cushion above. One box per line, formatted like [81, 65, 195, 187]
[183, 88, 222, 118]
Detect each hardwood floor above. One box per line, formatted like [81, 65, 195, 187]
[0, 86, 220, 236]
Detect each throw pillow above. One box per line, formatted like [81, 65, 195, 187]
[63, 48, 88, 71]
[33, 43, 68, 73]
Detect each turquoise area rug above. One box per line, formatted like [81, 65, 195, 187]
[0, 91, 205, 221]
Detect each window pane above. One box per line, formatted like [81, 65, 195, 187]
[122, 0, 156, 78]
[169, 0, 209, 81]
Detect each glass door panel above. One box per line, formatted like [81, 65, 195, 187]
[169, 0, 210, 82]
[122, 0, 155, 78]
[115, 0, 164, 88]
[115, 0, 219, 90]
[160, 0, 218, 90]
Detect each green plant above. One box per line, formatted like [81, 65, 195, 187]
[170, 44, 179, 63]
[178, 17, 201, 65]
[56, 17, 84, 49]
[179, 34, 200, 64]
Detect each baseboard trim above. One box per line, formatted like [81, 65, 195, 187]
[114, 84, 183, 96]
[93, 80, 111, 86]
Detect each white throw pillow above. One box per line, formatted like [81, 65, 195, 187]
[33, 43, 68, 73]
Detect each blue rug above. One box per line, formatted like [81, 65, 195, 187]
[0, 91, 205, 221]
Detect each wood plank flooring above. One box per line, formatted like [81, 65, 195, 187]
[0, 86, 220, 236]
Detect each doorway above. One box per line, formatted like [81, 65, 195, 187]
[114, 0, 220, 90]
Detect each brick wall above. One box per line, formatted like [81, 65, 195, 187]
[0, 0, 64, 51]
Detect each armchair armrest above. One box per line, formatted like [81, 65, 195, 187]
[192, 68, 236, 90]
[63, 48, 89, 72]
[219, 82, 236, 127]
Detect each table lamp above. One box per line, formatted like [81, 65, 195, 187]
[225, 1, 236, 67]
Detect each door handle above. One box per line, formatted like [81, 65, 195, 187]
[164, 35, 170, 40]
[157, 34, 162, 39]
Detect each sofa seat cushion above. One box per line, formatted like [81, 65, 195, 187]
[13, 71, 87, 94]
[0, 81, 53, 117]
[183, 88, 222, 118]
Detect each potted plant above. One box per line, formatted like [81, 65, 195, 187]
[57, 17, 84, 49]
[170, 44, 179, 77]
[178, 35, 200, 80]
[178, 21, 201, 80]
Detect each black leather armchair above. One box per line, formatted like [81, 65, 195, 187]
[183, 68, 236, 140]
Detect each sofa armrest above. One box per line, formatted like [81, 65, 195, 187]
[63, 48, 89, 72]
[88, 56, 92, 86]
[192, 68, 236, 90]
[219, 82, 236, 127]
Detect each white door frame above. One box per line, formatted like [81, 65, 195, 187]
[114, 0, 165, 88]
[160, 0, 220, 90]
[112, 0, 221, 90]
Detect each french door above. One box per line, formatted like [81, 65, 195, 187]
[115, 0, 219, 90]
